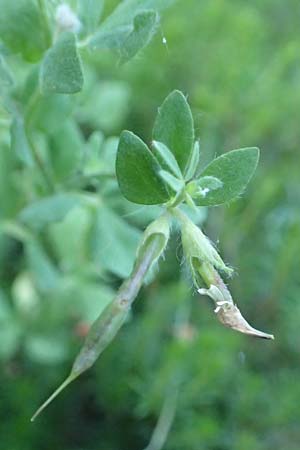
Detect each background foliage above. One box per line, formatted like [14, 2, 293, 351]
[0, 0, 300, 449]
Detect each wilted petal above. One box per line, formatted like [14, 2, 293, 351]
[216, 302, 274, 340]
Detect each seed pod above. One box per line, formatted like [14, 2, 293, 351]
[198, 262, 274, 340]
[31, 214, 170, 421]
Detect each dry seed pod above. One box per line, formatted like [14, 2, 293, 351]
[198, 285, 274, 340]
[215, 301, 274, 340]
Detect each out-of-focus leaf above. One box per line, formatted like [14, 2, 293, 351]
[30, 94, 74, 134]
[56, 279, 114, 323]
[0, 289, 11, 320]
[101, 136, 119, 173]
[0, 0, 50, 62]
[10, 116, 34, 167]
[0, 54, 13, 86]
[91, 205, 141, 278]
[92, 0, 173, 36]
[0, 142, 22, 217]
[82, 131, 104, 175]
[40, 32, 83, 94]
[195, 147, 260, 206]
[25, 334, 69, 365]
[153, 90, 194, 172]
[89, 0, 174, 50]
[119, 10, 158, 64]
[78, 0, 104, 34]
[0, 290, 21, 360]
[19, 193, 80, 230]
[116, 130, 169, 205]
[49, 120, 83, 182]
[0, 320, 21, 360]
[12, 272, 39, 317]
[25, 240, 60, 293]
[78, 80, 130, 133]
[49, 205, 92, 271]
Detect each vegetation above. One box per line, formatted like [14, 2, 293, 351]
[0, 1, 299, 449]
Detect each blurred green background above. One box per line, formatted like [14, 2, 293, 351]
[1, 0, 300, 449]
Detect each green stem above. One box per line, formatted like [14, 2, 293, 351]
[143, 386, 179, 450]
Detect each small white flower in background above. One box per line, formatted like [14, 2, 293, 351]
[162, 36, 167, 45]
[55, 3, 81, 33]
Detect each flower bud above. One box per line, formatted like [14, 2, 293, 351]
[178, 210, 233, 276]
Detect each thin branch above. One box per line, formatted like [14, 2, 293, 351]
[143, 386, 179, 450]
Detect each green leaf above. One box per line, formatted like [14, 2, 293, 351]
[0, 55, 13, 87]
[25, 334, 69, 365]
[78, 0, 104, 34]
[152, 140, 182, 178]
[159, 170, 184, 193]
[188, 176, 223, 199]
[89, 0, 174, 50]
[49, 205, 92, 272]
[184, 140, 200, 180]
[31, 94, 74, 134]
[26, 239, 60, 293]
[116, 130, 169, 205]
[195, 148, 260, 206]
[19, 193, 80, 230]
[99, 0, 174, 29]
[49, 119, 84, 182]
[0, 319, 21, 360]
[89, 27, 130, 51]
[91, 205, 141, 278]
[197, 176, 223, 190]
[153, 90, 194, 172]
[0, 289, 22, 360]
[78, 80, 130, 133]
[40, 32, 83, 94]
[119, 10, 158, 64]
[10, 116, 34, 166]
[0, 0, 50, 62]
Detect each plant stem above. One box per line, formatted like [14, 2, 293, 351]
[143, 386, 179, 450]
